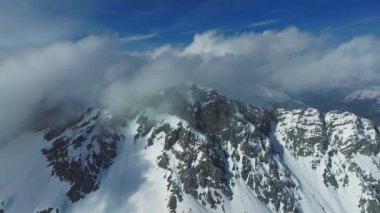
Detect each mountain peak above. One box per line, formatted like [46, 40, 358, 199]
[0, 87, 379, 212]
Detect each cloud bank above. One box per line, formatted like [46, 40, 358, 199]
[1, 27, 380, 141]
[102, 27, 380, 111]
[0, 36, 115, 140]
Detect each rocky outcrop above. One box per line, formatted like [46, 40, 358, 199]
[133, 86, 300, 212]
[275, 108, 380, 211]
[36, 207, 59, 213]
[34, 85, 380, 212]
[42, 108, 123, 202]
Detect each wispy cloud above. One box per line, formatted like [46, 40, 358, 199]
[324, 16, 380, 33]
[350, 16, 380, 26]
[249, 19, 279, 27]
[119, 33, 158, 43]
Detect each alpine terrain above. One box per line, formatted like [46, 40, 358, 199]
[0, 85, 379, 213]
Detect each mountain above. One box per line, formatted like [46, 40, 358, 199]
[343, 87, 380, 125]
[297, 87, 380, 126]
[0, 85, 379, 213]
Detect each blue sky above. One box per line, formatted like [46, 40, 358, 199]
[2, 0, 380, 48]
[88, 0, 380, 46]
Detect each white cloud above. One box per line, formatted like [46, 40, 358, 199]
[0, 36, 115, 140]
[101, 27, 380, 113]
[249, 19, 279, 27]
[272, 34, 380, 91]
[119, 33, 158, 43]
[345, 87, 380, 103]
[144, 27, 380, 94]
[2, 27, 380, 141]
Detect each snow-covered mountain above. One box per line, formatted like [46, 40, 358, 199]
[343, 87, 380, 125]
[0, 85, 379, 213]
[345, 87, 380, 103]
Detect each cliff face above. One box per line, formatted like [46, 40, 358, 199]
[0, 85, 379, 213]
[275, 108, 380, 213]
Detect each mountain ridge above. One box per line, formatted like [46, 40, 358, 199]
[0, 85, 379, 213]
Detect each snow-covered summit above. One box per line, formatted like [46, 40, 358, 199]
[345, 87, 380, 104]
[0, 85, 379, 213]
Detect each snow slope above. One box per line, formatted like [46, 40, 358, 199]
[0, 86, 379, 213]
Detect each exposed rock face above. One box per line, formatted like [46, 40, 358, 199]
[275, 108, 328, 159]
[132, 86, 302, 212]
[275, 108, 380, 212]
[42, 108, 123, 202]
[325, 111, 380, 157]
[36, 207, 59, 213]
[23, 85, 380, 212]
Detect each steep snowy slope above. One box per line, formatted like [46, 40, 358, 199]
[0, 85, 379, 213]
[275, 108, 380, 213]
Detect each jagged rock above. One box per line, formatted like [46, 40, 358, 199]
[41, 108, 122, 202]
[276, 107, 380, 211]
[6, 84, 377, 212]
[157, 152, 170, 170]
[275, 108, 328, 158]
[167, 195, 177, 213]
[130, 86, 300, 212]
[36, 207, 59, 213]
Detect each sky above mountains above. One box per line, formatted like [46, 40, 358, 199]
[2, 0, 380, 47]
[0, 0, 380, 141]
